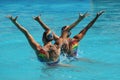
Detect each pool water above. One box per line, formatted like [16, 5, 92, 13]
[0, 0, 120, 80]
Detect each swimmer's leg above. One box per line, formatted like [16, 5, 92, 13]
[33, 16, 59, 41]
[67, 12, 89, 31]
[73, 10, 105, 41]
[7, 16, 42, 51]
[57, 63, 74, 67]
[33, 16, 50, 31]
[75, 57, 95, 63]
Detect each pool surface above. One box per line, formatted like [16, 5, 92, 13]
[0, 0, 120, 80]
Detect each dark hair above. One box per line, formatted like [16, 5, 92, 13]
[61, 26, 71, 37]
[61, 26, 67, 31]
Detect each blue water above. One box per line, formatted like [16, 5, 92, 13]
[0, 0, 120, 80]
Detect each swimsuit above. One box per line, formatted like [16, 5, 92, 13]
[71, 39, 79, 56]
[46, 58, 60, 66]
[37, 48, 60, 66]
[67, 39, 79, 58]
[37, 48, 48, 62]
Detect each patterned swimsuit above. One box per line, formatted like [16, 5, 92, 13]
[37, 48, 60, 66]
[67, 39, 79, 58]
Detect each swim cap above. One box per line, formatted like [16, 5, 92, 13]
[42, 31, 53, 43]
[46, 32, 53, 41]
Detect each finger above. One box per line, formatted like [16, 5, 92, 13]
[14, 16, 18, 21]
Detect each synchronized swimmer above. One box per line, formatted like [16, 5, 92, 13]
[7, 10, 104, 66]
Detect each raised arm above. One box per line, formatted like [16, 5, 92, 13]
[33, 16, 50, 31]
[7, 16, 42, 51]
[67, 12, 89, 31]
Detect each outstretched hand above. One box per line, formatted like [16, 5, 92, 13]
[7, 16, 18, 22]
[33, 15, 41, 21]
[97, 10, 105, 17]
[79, 12, 89, 19]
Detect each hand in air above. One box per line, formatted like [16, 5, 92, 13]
[79, 12, 89, 19]
[33, 14, 42, 21]
[7, 16, 18, 22]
